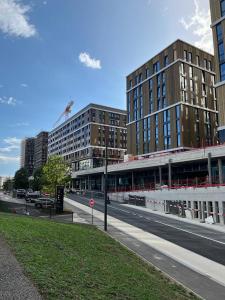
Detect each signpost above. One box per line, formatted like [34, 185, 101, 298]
[56, 185, 64, 213]
[89, 198, 95, 224]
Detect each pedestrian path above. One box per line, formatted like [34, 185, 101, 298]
[0, 236, 42, 300]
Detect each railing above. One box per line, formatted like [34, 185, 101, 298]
[108, 176, 225, 194]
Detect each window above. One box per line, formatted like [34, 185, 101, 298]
[184, 50, 188, 61]
[157, 87, 161, 109]
[146, 68, 150, 78]
[204, 59, 207, 69]
[163, 110, 171, 149]
[188, 52, 192, 62]
[162, 71, 166, 84]
[196, 55, 200, 66]
[208, 61, 212, 71]
[190, 79, 194, 92]
[202, 71, 205, 82]
[220, 62, 225, 81]
[155, 114, 159, 150]
[157, 74, 161, 86]
[218, 42, 225, 62]
[189, 66, 193, 78]
[136, 121, 140, 154]
[180, 63, 185, 74]
[149, 79, 153, 113]
[153, 61, 160, 73]
[173, 49, 177, 60]
[164, 55, 169, 66]
[176, 106, 181, 147]
[129, 80, 132, 89]
[139, 73, 143, 83]
[216, 23, 223, 42]
[221, 0, 225, 17]
[143, 117, 150, 153]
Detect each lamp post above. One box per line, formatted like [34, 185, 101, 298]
[104, 129, 109, 231]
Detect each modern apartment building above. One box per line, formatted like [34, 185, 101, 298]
[48, 103, 127, 171]
[20, 138, 35, 176]
[126, 39, 218, 156]
[34, 131, 49, 170]
[210, 0, 225, 142]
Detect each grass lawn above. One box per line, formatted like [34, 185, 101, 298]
[0, 213, 198, 300]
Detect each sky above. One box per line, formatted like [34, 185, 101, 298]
[0, 0, 212, 176]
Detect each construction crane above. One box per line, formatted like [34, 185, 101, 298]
[53, 100, 74, 128]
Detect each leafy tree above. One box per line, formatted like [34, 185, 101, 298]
[42, 155, 71, 195]
[3, 178, 14, 191]
[14, 168, 29, 190]
[31, 167, 44, 191]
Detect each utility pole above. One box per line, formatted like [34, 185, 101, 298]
[104, 128, 109, 231]
[104, 141, 108, 231]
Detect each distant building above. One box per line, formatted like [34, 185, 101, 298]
[20, 138, 35, 176]
[210, 0, 225, 142]
[34, 131, 48, 170]
[126, 39, 218, 156]
[48, 103, 127, 172]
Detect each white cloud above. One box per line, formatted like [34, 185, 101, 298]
[0, 137, 21, 152]
[9, 122, 29, 127]
[0, 0, 37, 38]
[0, 96, 19, 105]
[79, 52, 102, 69]
[180, 0, 213, 53]
[20, 83, 28, 88]
[0, 154, 19, 163]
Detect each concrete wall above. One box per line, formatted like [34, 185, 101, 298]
[109, 186, 225, 225]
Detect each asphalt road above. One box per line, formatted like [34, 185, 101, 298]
[68, 193, 225, 266]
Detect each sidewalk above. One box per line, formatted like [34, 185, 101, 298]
[0, 236, 42, 300]
[122, 204, 225, 233]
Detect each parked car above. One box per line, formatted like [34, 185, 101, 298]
[34, 197, 55, 209]
[16, 189, 26, 198]
[26, 191, 41, 203]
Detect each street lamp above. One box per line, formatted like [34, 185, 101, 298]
[104, 128, 109, 231]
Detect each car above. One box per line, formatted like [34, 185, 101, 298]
[16, 189, 26, 198]
[34, 197, 55, 209]
[26, 191, 41, 203]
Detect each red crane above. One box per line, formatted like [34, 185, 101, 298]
[53, 100, 74, 128]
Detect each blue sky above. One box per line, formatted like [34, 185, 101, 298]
[0, 0, 212, 176]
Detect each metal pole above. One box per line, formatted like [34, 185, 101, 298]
[104, 143, 108, 231]
[92, 207, 93, 225]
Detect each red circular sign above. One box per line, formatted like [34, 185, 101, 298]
[89, 198, 95, 208]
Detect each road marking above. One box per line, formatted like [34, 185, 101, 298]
[109, 205, 225, 246]
[72, 195, 225, 246]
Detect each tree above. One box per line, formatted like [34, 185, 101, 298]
[14, 168, 29, 190]
[3, 178, 14, 191]
[31, 167, 44, 191]
[42, 155, 71, 195]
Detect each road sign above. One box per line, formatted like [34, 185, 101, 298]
[89, 198, 95, 208]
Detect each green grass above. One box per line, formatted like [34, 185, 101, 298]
[0, 200, 12, 213]
[0, 213, 198, 300]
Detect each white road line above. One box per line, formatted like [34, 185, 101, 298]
[109, 205, 225, 246]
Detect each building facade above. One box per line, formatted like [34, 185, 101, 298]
[210, 0, 225, 142]
[48, 103, 127, 172]
[126, 39, 218, 156]
[34, 131, 48, 170]
[20, 138, 35, 176]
